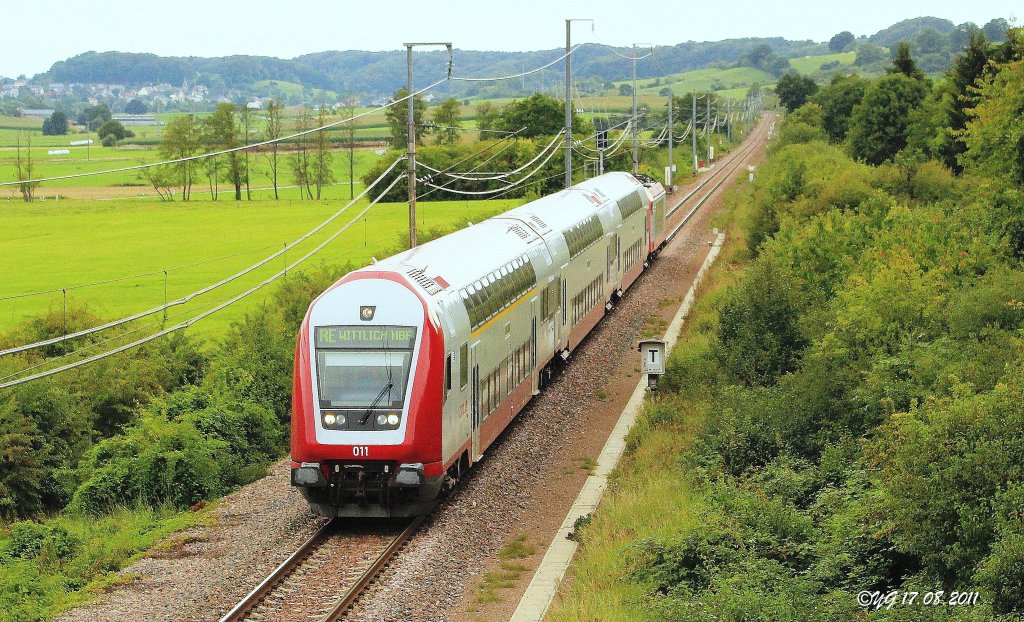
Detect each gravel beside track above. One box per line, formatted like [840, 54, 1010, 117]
[55, 115, 772, 622]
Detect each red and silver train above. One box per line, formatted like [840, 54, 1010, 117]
[290, 172, 667, 517]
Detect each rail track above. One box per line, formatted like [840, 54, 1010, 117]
[219, 514, 426, 622]
[663, 114, 772, 242]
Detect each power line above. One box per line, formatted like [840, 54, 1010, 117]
[449, 45, 587, 82]
[0, 157, 405, 358]
[0, 173, 404, 390]
[0, 79, 447, 188]
[418, 133, 564, 197]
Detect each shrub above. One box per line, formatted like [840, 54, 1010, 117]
[72, 416, 224, 514]
[713, 259, 808, 387]
[626, 521, 742, 594]
[5, 522, 78, 561]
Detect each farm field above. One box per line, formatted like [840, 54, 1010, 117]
[618, 66, 775, 97]
[0, 142, 383, 196]
[788, 50, 856, 73]
[0, 196, 522, 337]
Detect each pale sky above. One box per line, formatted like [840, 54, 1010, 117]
[3, 0, 1018, 78]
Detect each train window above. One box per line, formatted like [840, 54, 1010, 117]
[460, 343, 468, 389]
[445, 354, 452, 394]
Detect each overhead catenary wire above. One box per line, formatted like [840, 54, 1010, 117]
[0, 156, 405, 358]
[418, 131, 565, 196]
[417, 130, 564, 182]
[0, 172, 405, 390]
[449, 45, 587, 82]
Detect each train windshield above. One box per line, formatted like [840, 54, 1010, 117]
[314, 325, 417, 410]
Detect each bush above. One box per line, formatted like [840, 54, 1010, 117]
[72, 416, 225, 514]
[865, 375, 1024, 586]
[101, 134, 117, 147]
[626, 521, 742, 594]
[713, 259, 808, 387]
[975, 526, 1024, 614]
[5, 522, 78, 561]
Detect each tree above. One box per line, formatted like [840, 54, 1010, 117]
[125, 98, 147, 114]
[961, 56, 1024, 184]
[854, 44, 886, 67]
[263, 100, 283, 199]
[847, 73, 929, 165]
[76, 103, 110, 130]
[937, 30, 991, 172]
[618, 83, 633, 96]
[813, 74, 867, 143]
[775, 72, 818, 112]
[432, 97, 462, 145]
[203, 103, 245, 201]
[889, 41, 925, 80]
[14, 134, 38, 202]
[496, 93, 582, 138]
[160, 114, 200, 200]
[983, 18, 1010, 42]
[384, 87, 427, 149]
[290, 107, 314, 199]
[239, 105, 253, 200]
[311, 105, 335, 200]
[41, 111, 68, 136]
[475, 100, 500, 135]
[829, 31, 855, 53]
[97, 119, 132, 141]
[0, 400, 52, 519]
[340, 98, 358, 200]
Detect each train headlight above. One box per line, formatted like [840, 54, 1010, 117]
[387, 413, 400, 426]
[324, 413, 337, 426]
[336, 414, 346, 426]
[376, 414, 388, 426]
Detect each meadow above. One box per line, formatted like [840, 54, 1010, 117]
[0, 196, 522, 337]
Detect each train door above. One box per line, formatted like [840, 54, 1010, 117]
[470, 344, 481, 461]
[646, 204, 652, 252]
[606, 241, 612, 285]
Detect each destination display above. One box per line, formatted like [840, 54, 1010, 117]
[315, 325, 417, 349]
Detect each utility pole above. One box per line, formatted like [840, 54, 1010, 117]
[565, 18, 593, 189]
[628, 43, 653, 176]
[667, 93, 673, 188]
[631, 44, 638, 175]
[726, 99, 732, 142]
[706, 94, 712, 166]
[691, 94, 698, 173]
[404, 41, 452, 249]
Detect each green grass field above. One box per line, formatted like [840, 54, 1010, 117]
[789, 51, 856, 74]
[619, 66, 775, 98]
[0, 197, 522, 337]
[0, 142, 383, 197]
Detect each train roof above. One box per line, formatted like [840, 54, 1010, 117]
[354, 172, 651, 296]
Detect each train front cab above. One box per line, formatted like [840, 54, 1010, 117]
[290, 272, 446, 517]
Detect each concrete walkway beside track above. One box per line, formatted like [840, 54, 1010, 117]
[509, 232, 727, 622]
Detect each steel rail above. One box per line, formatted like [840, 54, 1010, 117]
[665, 116, 770, 244]
[218, 513, 426, 622]
[666, 114, 768, 221]
[318, 514, 427, 622]
[219, 519, 337, 622]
